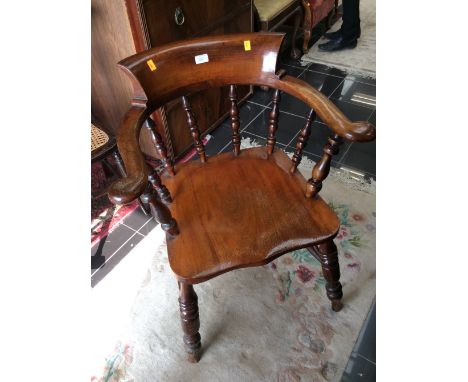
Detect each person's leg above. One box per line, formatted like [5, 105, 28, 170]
[319, 0, 360, 51]
[341, 0, 360, 40]
[325, 0, 360, 41]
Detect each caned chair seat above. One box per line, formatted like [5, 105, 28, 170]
[163, 146, 339, 283]
[91, 124, 109, 153]
[91, 123, 118, 163]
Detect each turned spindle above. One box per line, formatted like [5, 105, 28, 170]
[267, 89, 281, 155]
[265, 70, 287, 155]
[148, 170, 172, 204]
[229, 85, 241, 156]
[146, 118, 175, 176]
[142, 189, 178, 237]
[181, 96, 206, 163]
[290, 109, 316, 173]
[306, 134, 342, 198]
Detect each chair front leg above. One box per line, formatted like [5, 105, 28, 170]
[290, 7, 303, 59]
[178, 282, 202, 363]
[308, 239, 343, 312]
[301, 0, 313, 54]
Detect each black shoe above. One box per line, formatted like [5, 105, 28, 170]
[318, 37, 357, 52]
[324, 30, 342, 40]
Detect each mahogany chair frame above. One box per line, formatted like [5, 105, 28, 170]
[301, 0, 340, 54]
[108, 32, 375, 363]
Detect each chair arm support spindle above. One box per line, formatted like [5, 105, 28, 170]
[146, 118, 175, 176]
[306, 134, 342, 198]
[267, 89, 281, 155]
[290, 109, 316, 173]
[181, 96, 207, 163]
[229, 85, 241, 156]
[148, 170, 172, 205]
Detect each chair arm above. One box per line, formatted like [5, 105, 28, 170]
[276, 75, 376, 142]
[107, 106, 150, 205]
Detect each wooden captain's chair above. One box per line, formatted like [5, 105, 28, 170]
[108, 32, 375, 363]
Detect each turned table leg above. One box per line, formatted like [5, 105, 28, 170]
[308, 239, 343, 312]
[178, 283, 202, 363]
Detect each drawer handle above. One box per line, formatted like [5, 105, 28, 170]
[174, 7, 185, 26]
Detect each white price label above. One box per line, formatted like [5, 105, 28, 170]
[194, 54, 209, 64]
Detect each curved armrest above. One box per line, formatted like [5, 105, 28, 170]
[108, 106, 150, 205]
[276, 75, 376, 142]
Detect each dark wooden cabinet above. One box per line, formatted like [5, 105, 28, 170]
[92, 0, 253, 160]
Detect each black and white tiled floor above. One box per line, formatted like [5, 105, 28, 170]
[91, 29, 376, 381]
[91, 209, 157, 287]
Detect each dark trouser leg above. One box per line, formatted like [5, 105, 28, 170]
[178, 283, 202, 362]
[341, 0, 360, 40]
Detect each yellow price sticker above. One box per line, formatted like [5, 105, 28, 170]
[146, 59, 157, 71]
[244, 40, 251, 51]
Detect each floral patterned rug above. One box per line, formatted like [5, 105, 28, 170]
[92, 139, 375, 382]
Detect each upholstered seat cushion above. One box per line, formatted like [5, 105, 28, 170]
[255, 0, 297, 21]
[162, 146, 340, 283]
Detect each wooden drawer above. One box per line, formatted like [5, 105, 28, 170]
[136, 0, 253, 159]
[141, 0, 251, 46]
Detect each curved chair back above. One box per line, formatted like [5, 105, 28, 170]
[108, 32, 375, 206]
[119, 33, 285, 109]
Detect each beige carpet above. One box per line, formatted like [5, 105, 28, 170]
[301, 0, 376, 79]
[93, 139, 376, 382]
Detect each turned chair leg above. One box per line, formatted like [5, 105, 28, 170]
[308, 239, 343, 312]
[178, 283, 202, 363]
[290, 8, 303, 60]
[301, 0, 312, 54]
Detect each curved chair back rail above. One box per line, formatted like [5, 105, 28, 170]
[119, 32, 373, 141]
[109, 32, 375, 205]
